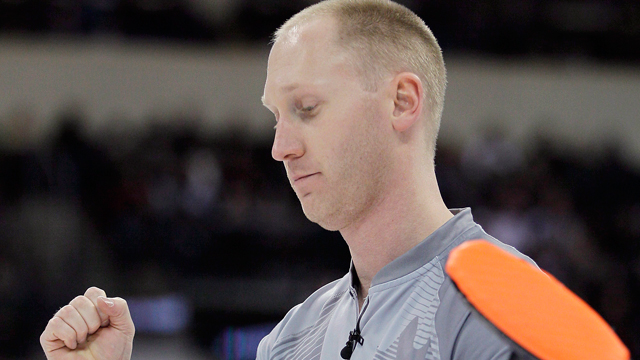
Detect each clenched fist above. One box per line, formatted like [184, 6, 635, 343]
[40, 287, 135, 360]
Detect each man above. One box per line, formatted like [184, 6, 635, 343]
[40, 1, 530, 359]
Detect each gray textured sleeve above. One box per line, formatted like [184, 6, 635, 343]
[256, 320, 281, 360]
[256, 333, 270, 360]
[451, 312, 515, 360]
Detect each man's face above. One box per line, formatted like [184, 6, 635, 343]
[262, 17, 392, 231]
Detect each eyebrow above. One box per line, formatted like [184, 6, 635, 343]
[281, 84, 300, 93]
[261, 84, 301, 108]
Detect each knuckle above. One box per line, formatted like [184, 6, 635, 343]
[69, 295, 88, 307]
[85, 286, 106, 298]
[49, 317, 72, 338]
[49, 316, 63, 327]
[57, 304, 75, 318]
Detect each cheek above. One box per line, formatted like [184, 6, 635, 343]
[319, 95, 388, 177]
[339, 112, 386, 176]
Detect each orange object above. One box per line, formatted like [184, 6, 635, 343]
[446, 240, 630, 360]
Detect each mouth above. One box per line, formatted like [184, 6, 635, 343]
[292, 172, 319, 183]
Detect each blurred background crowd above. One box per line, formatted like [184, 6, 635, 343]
[1, 0, 639, 359]
[1, 0, 640, 59]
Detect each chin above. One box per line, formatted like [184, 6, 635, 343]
[301, 202, 346, 232]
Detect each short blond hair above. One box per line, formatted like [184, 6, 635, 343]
[274, 0, 447, 159]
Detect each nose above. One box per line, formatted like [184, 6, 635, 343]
[271, 120, 304, 161]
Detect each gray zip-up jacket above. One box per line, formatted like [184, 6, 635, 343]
[257, 208, 533, 360]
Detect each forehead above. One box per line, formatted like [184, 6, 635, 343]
[263, 17, 356, 101]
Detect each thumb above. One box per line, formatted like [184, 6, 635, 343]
[97, 296, 135, 337]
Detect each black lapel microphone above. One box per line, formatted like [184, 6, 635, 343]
[340, 328, 364, 359]
[340, 298, 368, 359]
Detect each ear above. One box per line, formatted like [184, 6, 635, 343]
[390, 72, 424, 132]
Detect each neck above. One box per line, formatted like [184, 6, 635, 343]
[341, 164, 453, 302]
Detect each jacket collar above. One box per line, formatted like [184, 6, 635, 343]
[349, 208, 477, 288]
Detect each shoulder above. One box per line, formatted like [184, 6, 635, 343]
[440, 218, 537, 268]
[256, 274, 349, 360]
[434, 214, 532, 359]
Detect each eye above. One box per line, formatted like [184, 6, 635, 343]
[295, 103, 318, 119]
[299, 107, 317, 120]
